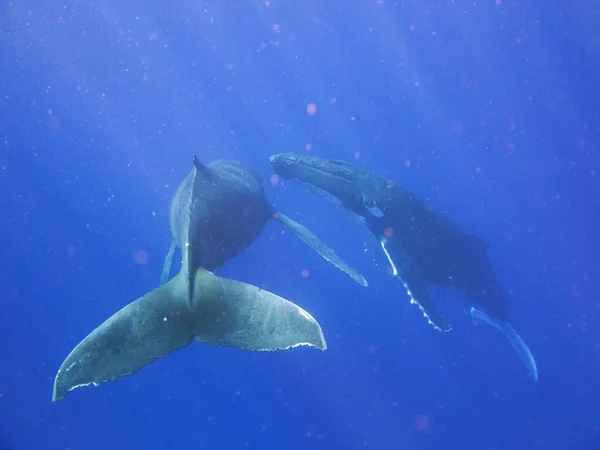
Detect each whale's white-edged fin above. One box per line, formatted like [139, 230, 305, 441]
[52, 269, 326, 402]
[380, 238, 452, 332]
[273, 211, 368, 287]
[470, 307, 538, 382]
[160, 241, 177, 286]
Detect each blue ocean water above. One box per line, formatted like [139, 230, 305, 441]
[1, 0, 599, 449]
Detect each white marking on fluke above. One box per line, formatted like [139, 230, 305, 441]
[298, 307, 314, 321]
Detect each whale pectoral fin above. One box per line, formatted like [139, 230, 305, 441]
[380, 237, 452, 332]
[399, 274, 452, 332]
[53, 272, 194, 402]
[160, 241, 177, 286]
[470, 307, 538, 382]
[273, 211, 368, 287]
[193, 269, 327, 351]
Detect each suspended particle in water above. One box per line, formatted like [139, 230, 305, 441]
[133, 250, 149, 265]
[414, 414, 431, 431]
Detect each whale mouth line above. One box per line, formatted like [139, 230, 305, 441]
[271, 154, 357, 183]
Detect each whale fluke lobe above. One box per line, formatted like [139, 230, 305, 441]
[52, 269, 326, 402]
[52, 272, 193, 402]
[193, 269, 326, 351]
[470, 307, 538, 382]
[274, 212, 368, 287]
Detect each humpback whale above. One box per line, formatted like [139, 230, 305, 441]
[53, 155, 363, 401]
[160, 157, 368, 290]
[269, 152, 538, 381]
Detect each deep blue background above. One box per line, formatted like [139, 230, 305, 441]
[1, 0, 599, 449]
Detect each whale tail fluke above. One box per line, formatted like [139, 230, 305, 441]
[53, 269, 325, 402]
[470, 307, 538, 382]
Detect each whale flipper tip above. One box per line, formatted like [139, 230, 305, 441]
[470, 307, 538, 382]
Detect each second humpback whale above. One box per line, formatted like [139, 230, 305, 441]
[269, 152, 538, 381]
[53, 155, 365, 401]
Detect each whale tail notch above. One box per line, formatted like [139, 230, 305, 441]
[470, 307, 538, 382]
[52, 269, 326, 402]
